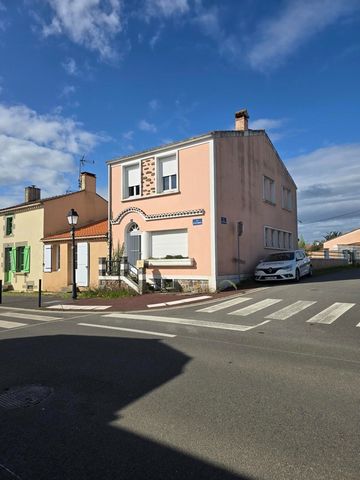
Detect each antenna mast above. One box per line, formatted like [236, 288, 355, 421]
[78, 155, 95, 189]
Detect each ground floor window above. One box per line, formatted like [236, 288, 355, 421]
[151, 229, 188, 258]
[264, 227, 292, 250]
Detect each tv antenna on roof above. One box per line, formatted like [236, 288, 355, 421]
[78, 155, 95, 189]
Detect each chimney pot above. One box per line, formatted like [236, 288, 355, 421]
[25, 186, 41, 203]
[235, 109, 249, 131]
[80, 171, 96, 193]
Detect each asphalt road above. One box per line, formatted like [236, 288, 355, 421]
[0, 269, 359, 479]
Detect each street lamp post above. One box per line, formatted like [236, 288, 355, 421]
[67, 208, 79, 300]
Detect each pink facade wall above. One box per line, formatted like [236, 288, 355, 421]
[110, 142, 212, 278]
[215, 134, 298, 277]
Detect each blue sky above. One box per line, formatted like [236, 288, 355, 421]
[0, 0, 360, 242]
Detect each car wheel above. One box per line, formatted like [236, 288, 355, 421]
[295, 268, 300, 282]
[307, 265, 313, 277]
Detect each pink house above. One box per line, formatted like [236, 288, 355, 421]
[107, 109, 297, 292]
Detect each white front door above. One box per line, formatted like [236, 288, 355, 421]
[76, 242, 89, 287]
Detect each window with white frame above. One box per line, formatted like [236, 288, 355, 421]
[264, 226, 293, 249]
[123, 163, 140, 199]
[282, 186, 292, 210]
[263, 176, 275, 204]
[157, 154, 177, 193]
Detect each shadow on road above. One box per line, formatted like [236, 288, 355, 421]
[0, 335, 256, 480]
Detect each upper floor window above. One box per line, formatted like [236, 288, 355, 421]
[123, 163, 140, 199]
[157, 154, 177, 193]
[282, 186, 292, 210]
[5, 216, 13, 236]
[263, 176, 275, 204]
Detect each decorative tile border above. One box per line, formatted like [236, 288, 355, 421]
[111, 207, 205, 225]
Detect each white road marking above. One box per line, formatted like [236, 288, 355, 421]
[103, 313, 271, 332]
[78, 323, 176, 338]
[0, 312, 60, 322]
[147, 295, 212, 308]
[306, 303, 355, 324]
[356, 322, 360, 328]
[229, 298, 283, 316]
[265, 300, 317, 320]
[0, 320, 27, 329]
[47, 305, 110, 310]
[196, 296, 253, 313]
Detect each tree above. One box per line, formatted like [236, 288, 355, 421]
[323, 231, 342, 242]
[298, 234, 306, 249]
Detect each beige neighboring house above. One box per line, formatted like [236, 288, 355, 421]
[0, 172, 107, 291]
[42, 219, 107, 292]
[323, 228, 360, 253]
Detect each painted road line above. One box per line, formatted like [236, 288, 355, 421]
[306, 302, 355, 324]
[103, 313, 271, 332]
[47, 305, 110, 310]
[0, 312, 61, 322]
[0, 320, 27, 329]
[196, 296, 253, 313]
[78, 323, 176, 338]
[230, 298, 283, 316]
[147, 296, 212, 308]
[165, 296, 212, 306]
[356, 322, 360, 327]
[265, 300, 317, 320]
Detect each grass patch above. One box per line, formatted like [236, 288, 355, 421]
[79, 287, 136, 299]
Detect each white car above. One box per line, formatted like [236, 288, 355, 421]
[254, 250, 312, 282]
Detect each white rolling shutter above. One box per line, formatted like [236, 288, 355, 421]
[43, 245, 52, 272]
[151, 230, 188, 258]
[127, 164, 140, 187]
[160, 156, 176, 177]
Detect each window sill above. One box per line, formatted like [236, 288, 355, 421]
[122, 190, 180, 202]
[263, 200, 276, 206]
[282, 207, 293, 212]
[147, 258, 194, 267]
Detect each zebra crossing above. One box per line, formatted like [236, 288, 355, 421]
[196, 296, 359, 328]
[0, 311, 61, 331]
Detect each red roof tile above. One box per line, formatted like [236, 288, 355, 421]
[43, 219, 108, 241]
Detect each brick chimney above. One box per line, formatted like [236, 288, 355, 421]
[25, 185, 41, 203]
[235, 109, 249, 131]
[80, 172, 96, 193]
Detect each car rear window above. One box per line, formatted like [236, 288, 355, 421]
[264, 252, 295, 261]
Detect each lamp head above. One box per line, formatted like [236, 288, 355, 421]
[67, 208, 79, 226]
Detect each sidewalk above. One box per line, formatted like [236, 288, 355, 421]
[0, 284, 262, 312]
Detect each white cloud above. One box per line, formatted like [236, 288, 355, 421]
[138, 119, 157, 133]
[62, 57, 78, 76]
[149, 29, 162, 49]
[122, 130, 134, 141]
[149, 99, 160, 110]
[250, 117, 286, 142]
[42, 0, 123, 60]
[250, 118, 285, 130]
[145, 0, 189, 18]
[61, 85, 76, 97]
[0, 103, 104, 205]
[287, 143, 360, 241]
[247, 0, 358, 71]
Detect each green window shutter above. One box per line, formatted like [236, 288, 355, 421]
[23, 246, 30, 273]
[10, 247, 16, 273]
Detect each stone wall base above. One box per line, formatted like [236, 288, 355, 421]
[99, 278, 134, 293]
[177, 279, 209, 293]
